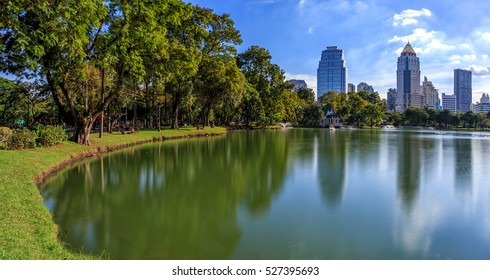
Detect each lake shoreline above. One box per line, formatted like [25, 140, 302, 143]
[0, 127, 226, 259]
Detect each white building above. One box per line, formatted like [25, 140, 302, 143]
[473, 93, 490, 113]
[442, 93, 456, 113]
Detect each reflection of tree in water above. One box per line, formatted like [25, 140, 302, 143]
[317, 131, 348, 206]
[41, 131, 289, 259]
[397, 133, 421, 211]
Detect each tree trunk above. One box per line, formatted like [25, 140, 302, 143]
[73, 119, 94, 145]
[171, 92, 180, 129]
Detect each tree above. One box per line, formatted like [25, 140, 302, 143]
[237, 46, 290, 125]
[1, 0, 190, 144]
[404, 107, 429, 126]
[296, 87, 315, 104]
[193, 8, 244, 127]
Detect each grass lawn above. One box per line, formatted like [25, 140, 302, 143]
[0, 127, 226, 259]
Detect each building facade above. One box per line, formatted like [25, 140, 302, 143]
[454, 69, 472, 112]
[422, 76, 440, 109]
[317, 46, 348, 98]
[473, 93, 490, 113]
[442, 93, 456, 113]
[287, 79, 307, 92]
[348, 83, 356, 93]
[357, 82, 374, 93]
[387, 88, 397, 111]
[396, 42, 420, 111]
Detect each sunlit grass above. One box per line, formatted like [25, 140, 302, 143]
[0, 127, 226, 259]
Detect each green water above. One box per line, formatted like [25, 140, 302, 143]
[42, 129, 490, 259]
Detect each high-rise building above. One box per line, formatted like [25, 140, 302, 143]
[287, 79, 307, 92]
[348, 83, 356, 93]
[317, 46, 348, 98]
[454, 69, 472, 112]
[357, 82, 374, 93]
[442, 93, 456, 113]
[387, 88, 397, 111]
[422, 76, 440, 109]
[396, 42, 420, 111]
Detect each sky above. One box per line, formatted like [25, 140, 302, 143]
[186, 0, 490, 102]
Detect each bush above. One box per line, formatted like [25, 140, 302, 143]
[0, 126, 13, 150]
[8, 127, 38, 150]
[35, 125, 67, 147]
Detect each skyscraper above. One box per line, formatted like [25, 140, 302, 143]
[317, 46, 348, 99]
[454, 69, 472, 112]
[387, 88, 397, 111]
[396, 42, 420, 111]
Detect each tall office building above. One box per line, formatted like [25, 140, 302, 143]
[442, 93, 456, 113]
[396, 42, 420, 111]
[454, 69, 472, 112]
[317, 46, 348, 99]
[387, 88, 397, 111]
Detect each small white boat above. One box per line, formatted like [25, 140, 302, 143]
[383, 125, 396, 129]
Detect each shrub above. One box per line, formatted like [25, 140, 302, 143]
[0, 126, 12, 150]
[8, 127, 37, 150]
[35, 125, 67, 147]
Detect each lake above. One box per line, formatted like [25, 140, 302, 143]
[41, 129, 490, 259]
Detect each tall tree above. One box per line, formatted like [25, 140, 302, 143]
[1, 0, 189, 144]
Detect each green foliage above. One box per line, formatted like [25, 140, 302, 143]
[8, 128, 37, 150]
[35, 125, 68, 147]
[300, 104, 325, 127]
[0, 126, 13, 149]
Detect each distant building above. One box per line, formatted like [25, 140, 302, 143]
[410, 93, 424, 108]
[288, 79, 307, 92]
[357, 82, 374, 93]
[422, 76, 440, 109]
[473, 93, 490, 113]
[454, 69, 472, 112]
[387, 88, 397, 111]
[396, 42, 421, 111]
[317, 46, 348, 98]
[348, 83, 356, 93]
[442, 93, 456, 113]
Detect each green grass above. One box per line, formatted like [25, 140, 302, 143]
[0, 127, 226, 259]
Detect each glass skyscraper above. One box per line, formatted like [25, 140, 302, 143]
[396, 42, 420, 111]
[317, 46, 348, 99]
[454, 69, 472, 113]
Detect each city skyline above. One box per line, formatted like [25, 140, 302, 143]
[184, 0, 490, 102]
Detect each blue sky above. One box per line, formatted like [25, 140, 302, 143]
[187, 0, 490, 101]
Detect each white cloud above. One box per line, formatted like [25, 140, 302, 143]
[299, 0, 306, 6]
[307, 26, 315, 34]
[393, 8, 432, 27]
[482, 55, 489, 60]
[480, 32, 490, 41]
[388, 28, 436, 43]
[466, 65, 490, 76]
[285, 73, 317, 94]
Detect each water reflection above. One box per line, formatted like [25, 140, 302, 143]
[42, 131, 289, 259]
[42, 129, 490, 259]
[397, 132, 421, 211]
[317, 131, 347, 206]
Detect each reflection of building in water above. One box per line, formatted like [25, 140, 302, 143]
[397, 133, 421, 211]
[317, 131, 348, 206]
[454, 139, 472, 193]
